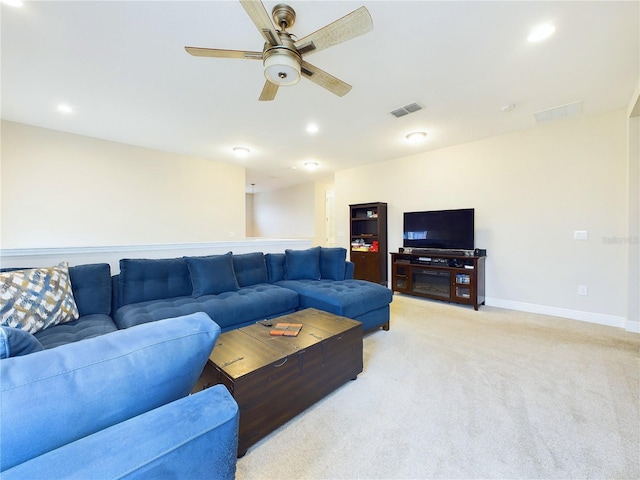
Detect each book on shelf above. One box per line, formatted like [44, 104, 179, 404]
[269, 323, 303, 337]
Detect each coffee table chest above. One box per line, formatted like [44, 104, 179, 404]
[193, 308, 363, 456]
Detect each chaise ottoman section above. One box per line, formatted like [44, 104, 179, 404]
[275, 279, 393, 331]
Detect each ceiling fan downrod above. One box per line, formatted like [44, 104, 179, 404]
[272, 3, 296, 31]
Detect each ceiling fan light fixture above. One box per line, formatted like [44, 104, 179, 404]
[263, 49, 301, 86]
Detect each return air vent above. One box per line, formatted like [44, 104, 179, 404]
[390, 102, 423, 118]
[533, 101, 583, 124]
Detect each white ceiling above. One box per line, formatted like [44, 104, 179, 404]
[2, 1, 638, 193]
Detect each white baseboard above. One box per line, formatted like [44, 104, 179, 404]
[625, 321, 640, 334]
[485, 297, 636, 332]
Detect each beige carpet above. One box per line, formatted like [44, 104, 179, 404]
[236, 294, 640, 479]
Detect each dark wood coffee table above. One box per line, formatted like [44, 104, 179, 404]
[192, 308, 364, 457]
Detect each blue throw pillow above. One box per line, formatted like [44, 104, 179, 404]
[285, 247, 321, 280]
[232, 253, 268, 287]
[184, 252, 239, 297]
[0, 326, 44, 359]
[320, 247, 347, 280]
[265, 253, 286, 283]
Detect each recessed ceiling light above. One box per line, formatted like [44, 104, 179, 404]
[501, 104, 515, 112]
[304, 161, 319, 170]
[232, 146, 250, 158]
[57, 104, 73, 114]
[405, 131, 427, 144]
[306, 123, 319, 134]
[2, 0, 24, 7]
[528, 23, 555, 42]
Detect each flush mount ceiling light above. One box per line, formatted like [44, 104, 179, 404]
[501, 104, 515, 112]
[304, 161, 319, 170]
[1, 0, 23, 7]
[306, 123, 319, 134]
[232, 146, 250, 158]
[528, 23, 556, 42]
[405, 131, 427, 144]
[263, 47, 301, 86]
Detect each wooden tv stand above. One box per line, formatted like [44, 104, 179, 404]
[391, 251, 486, 310]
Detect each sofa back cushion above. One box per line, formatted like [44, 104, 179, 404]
[184, 252, 239, 297]
[285, 246, 321, 280]
[232, 253, 268, 287]
[119, 258, 191, 306]
[320, 247, 347, 280]
[0, 312, 220, 471]
[68, 263, 112, 316]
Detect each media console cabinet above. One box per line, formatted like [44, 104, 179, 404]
[391, 251, 486, 310]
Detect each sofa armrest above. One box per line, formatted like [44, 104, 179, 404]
[1, 312, 220, 471]
[345, 261, 355, 279]
[1, 385, 239, 480]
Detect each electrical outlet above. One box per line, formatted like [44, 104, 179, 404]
[578, 285, 588, 296]
[574, 230, 588, 240]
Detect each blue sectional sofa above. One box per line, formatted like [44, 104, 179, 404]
[113, 247, 392, 333]
[1, 312, 239, 479]
[1, 246, 391, 477]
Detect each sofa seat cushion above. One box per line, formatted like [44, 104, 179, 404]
[115, 284, 299, 331]
[275, 279, 393, 319]
[33, 314, 118, 350]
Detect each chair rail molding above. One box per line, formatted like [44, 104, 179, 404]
[0, 239, 312, 273]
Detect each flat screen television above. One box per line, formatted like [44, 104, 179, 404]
[403, 208, 474, 250]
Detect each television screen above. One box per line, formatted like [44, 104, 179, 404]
[403, 208, 474, 250]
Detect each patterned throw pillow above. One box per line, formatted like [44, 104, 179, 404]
[0, 262, 79, 334]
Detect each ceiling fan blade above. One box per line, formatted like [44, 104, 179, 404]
[294, 6, 372, 56]
[185, 46, 263, 60]
[259, 80, 279, 101]
[239, 0, 282, 46]
[301, 61, 352, 97]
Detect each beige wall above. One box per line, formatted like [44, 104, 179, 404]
[336, 109, 630, 328]
[1, 121, 246, 248]
[251, 181, 333, 247]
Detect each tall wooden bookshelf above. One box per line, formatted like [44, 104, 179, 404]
[349, 202, 387, 285]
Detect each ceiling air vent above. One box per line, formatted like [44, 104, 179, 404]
[533, 101, 583, 124]
[390, 102, 423, 118]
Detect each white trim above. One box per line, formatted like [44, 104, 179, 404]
[625, 321, 640, 334]
[0, 239, 313, 273]
[0, 239, 310, 258]
[486, 297, 630, 330]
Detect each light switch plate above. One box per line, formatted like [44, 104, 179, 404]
[574, 230, 588, 240]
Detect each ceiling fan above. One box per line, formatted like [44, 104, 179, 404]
[185, 0, 373, 101]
